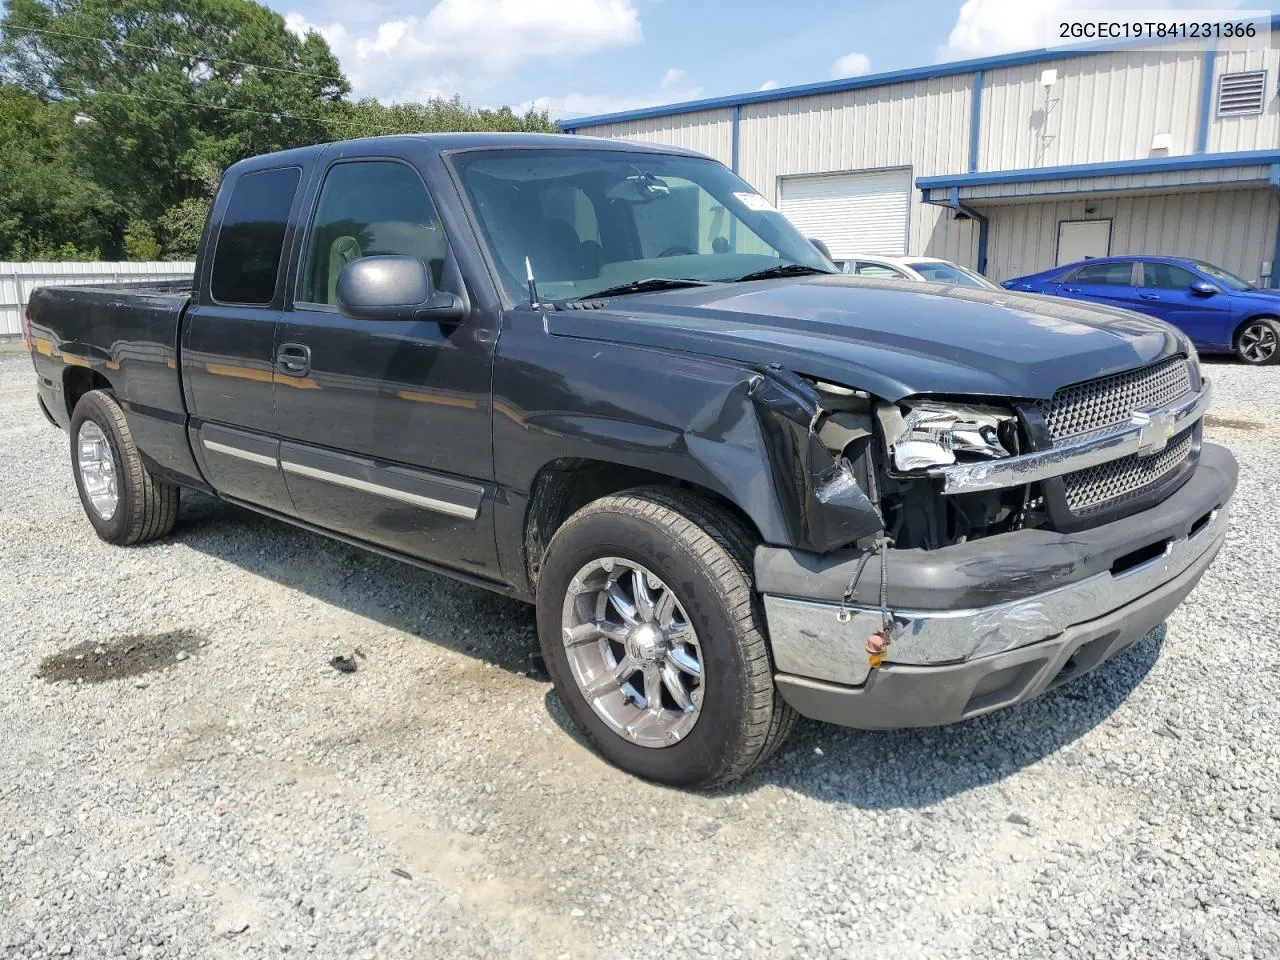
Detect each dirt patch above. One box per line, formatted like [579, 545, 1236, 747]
[38, 629, 206, 684]
[1204, 414, 1266, 432]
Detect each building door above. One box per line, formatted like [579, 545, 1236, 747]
[778, 169, 911, 258]
[1057, 219, 1112, 266]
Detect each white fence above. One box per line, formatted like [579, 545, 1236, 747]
[0, 261, 196, 338]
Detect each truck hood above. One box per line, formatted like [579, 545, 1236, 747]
[546, 274, 1184, 402]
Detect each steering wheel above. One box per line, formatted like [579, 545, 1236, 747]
[657, 245, 697, 258]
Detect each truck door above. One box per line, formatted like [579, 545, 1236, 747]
[273, 156, 500, 578]
[182, 165, 303, 516]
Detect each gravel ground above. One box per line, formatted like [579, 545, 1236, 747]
[1, 352, 1277, 960]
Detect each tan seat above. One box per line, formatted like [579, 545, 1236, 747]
[327, 236, 363, 304]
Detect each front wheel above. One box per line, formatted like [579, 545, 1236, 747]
[70, 389, 180, 545]
[1235, 317, 1280, 365]
[535, 488, 795, 788]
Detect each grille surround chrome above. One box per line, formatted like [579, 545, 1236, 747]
[1036, 356, 1193, 443]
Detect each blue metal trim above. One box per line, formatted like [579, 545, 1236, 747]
[917, 149, 1280, 189]
[731, 104, 741, 173]
[1196, 44, 1218, 153]
[969, 71, 983, 173]
[557, 15, 1280, 130]
[926, 188, 988, 274]
[1270, 164, 1280, 289]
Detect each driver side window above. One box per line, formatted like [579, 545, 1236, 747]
[298, 160, 447, 306]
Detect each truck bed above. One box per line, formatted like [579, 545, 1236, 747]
[27, 283, 198, 483]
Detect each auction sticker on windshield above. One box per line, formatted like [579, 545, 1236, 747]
[735, 192, 778, 213]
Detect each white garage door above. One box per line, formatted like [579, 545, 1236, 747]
[778, 169, 911, 258]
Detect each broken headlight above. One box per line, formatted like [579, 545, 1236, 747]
[891, 403, 1019, 472]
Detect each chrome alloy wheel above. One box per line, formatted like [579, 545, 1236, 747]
[77, 420, 119, 520]
[561, 557, 704, 748]
[1239, 322, 1278, 364]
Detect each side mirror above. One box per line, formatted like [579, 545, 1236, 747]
[809, 237, 833, 261]
[335, 256, 465, 322]
[1189, 279, 1217, 297]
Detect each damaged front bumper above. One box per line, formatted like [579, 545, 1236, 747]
[757, 442, 1237, 729]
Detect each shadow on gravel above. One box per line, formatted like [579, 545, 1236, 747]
[39, 628, 206, 684]
[168, 492, 1164, 808]
[170, 492, 542, 675]
[735, 625, 1166, 808]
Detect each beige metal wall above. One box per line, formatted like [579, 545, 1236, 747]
[978, 47, 1205, 170]
[572, 109, 734, 167]
[983, 188, 1279, 283]
[1205, 29, 1280, 153]
[736, 75, 979, 265]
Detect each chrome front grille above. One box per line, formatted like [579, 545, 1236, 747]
[1038, 356, 1193, 442]
[1063, 427, 1194, 513]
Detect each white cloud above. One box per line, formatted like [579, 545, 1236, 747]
[938, 0, 1245, 60]
[520, 73, 705, 120]
[661, 67, 686, 90]
[830, 52, 872, 78]
[758, 80, 781, 91]
[286, 0, 643, 100]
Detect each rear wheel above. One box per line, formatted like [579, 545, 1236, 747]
[535, 487, 795, 788]
[1235, 317, 1280, 365]
[70, 389, 180, 545]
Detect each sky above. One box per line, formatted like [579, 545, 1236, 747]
[272, 0, 1249, 119]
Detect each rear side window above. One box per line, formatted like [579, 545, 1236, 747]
[855, 262, 906, 279]
[1071, 261, 1133, 286]
[210, 167, 302, 305]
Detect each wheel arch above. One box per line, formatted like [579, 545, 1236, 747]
[521, 457, 763, 594]
[63, 366, 114, 420]
[1232, 313, 1280, 345]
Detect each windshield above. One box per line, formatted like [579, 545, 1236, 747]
[449, 149, 833, 302]
[1194, 261, 1253, 291]
[905, 261, 997, 289]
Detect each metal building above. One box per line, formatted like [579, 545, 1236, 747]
[560, 20, 1280, 286]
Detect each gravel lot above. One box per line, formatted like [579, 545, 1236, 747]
[1, 351, 1277, 960]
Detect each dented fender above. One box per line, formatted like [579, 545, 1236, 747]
[492, 325, 887, 577]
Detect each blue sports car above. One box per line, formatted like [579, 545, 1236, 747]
[1003, 256, 1280, 365]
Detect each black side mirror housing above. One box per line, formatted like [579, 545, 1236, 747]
[1189, 279, 1217, 297]
[809, 237, 833, 261]
[336, 256, 465, 322]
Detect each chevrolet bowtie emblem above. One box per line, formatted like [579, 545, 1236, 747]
[1133, 409, 1176, 457]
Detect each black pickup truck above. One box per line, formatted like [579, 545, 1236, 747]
[25, 133, 1236, 787]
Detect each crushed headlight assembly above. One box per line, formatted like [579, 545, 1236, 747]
[888, 403, 1020, 472]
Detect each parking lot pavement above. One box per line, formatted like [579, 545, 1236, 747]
[1, 353, 1278, 960]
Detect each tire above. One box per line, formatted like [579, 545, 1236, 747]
[535, 487, 795, 788]
[1235, 317, 1280, 366]
[69, 389, 180, 545]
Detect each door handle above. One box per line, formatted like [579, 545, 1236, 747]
[1138, 293, 1161, 300]
[1063, 286, 1082, 293]
[276, 343, 311, 377]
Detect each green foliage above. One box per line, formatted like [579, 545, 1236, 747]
[0, 82, 122, 258]
[329, 96, 557, 140]
[123, 219, 161, 260]
[0, 0, 555, 261]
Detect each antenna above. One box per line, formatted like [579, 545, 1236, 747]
[525, 256, 541, 308]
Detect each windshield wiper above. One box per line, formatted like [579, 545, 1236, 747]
[732, 263, 834, 283]
[576, 277, 713, 300]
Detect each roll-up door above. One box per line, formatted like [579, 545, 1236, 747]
[778, 169, 911, 258]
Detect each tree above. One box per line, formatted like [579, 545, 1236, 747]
[0, 0, 349, 245]
[0, 82, 120, 259]
[327, 96, 557, 141]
